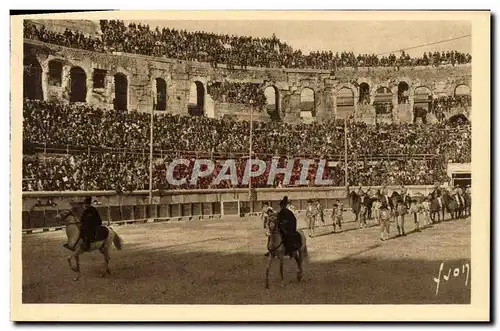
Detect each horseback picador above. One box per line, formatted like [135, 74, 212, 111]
[276, 196, 299, 258]
[80, 196, 103, 251]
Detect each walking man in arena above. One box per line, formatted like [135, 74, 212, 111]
[262, 201, 275, 257]
[261, 201, 274, 231]
[315, 200, 325, 225]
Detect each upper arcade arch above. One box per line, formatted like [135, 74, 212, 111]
[188, 81, 205, 116]
[69, 66, 87, 103]
[299, 87, 315, 119]
[23, 56, 43, 100]
[155, 78, 167, 111]
[264, 85, 280, 121]
[114, 73, 128, 111]
[336, 86, 355, 119]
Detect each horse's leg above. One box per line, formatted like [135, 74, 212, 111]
[401, 215, 406, 235]
[265, 254, 273, 289]
[279, 254, 285, 287]
[100, 246, 111, 277]
[295, 252, 303, 282]
[414, 212, 420, 230]
[70, 253, 82, 281]
[396, 215, 401, 236]
[311, 218, 315, 238]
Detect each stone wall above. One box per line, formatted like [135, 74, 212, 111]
[23, 39, 472, 124]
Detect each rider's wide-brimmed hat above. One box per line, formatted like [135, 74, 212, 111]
[280, 196, 289, 208]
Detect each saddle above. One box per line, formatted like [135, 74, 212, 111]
[63, 226, 109, 252]
[285, 231, 302, 253]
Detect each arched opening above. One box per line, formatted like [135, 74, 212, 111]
[359, 82, 370, 105]
[413, 86, 432, 111]
[114, 73, 128, 111]
[454, 84, 471, 107]
[69, 67, 87, 103]
[398, 81, 409, 104]
[374, 87, 393, 114]
[264, 86, 280, 121]
[23, 56, 43, 100]
[188, 81, 205, 116]
[155, 78, 167, 111]
[336, 87, 355, 119]
[448, 114, 469, 126]
[300, 88, 315, 119]
[48, 60, 63, 87]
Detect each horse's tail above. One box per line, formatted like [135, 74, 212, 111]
[110, 228, 124, 250]
[299, 230, 308, 260]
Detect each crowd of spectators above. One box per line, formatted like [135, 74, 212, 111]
[432, 95, 471, 113]
[206, 81, 267, 107]
[22, 100, 470, 191]
[23, 152, 447, 192]
[24, 20, 472, 70]
[23, 20, 104, 52]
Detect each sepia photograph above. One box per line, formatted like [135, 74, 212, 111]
[10, 10, 490, 321]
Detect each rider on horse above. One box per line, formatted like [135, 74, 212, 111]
[80, 196, 103, 251]
[277, 196, 298, 259]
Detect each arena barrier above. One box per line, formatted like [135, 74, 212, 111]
[21, 185, 437, 233]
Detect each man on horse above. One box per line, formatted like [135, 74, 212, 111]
[80, 196, 103, 251]
[277, 196, 299, 259]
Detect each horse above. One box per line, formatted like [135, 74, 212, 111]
[441, 190, 459, 220]
[349, 191, 369, 228]
[349, 191, 362, 224]
[453, 191, 466, 218]
[55, 209, 124, 281]
[265, 214, 308, 289]
[428, 194, 442, 223]
[463, 190, 472, 217]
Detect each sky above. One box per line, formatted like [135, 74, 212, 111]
[124, 20, 471, 57]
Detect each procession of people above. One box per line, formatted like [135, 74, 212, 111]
[264, 183, 471, 256]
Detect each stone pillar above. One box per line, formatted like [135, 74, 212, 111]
[409, 89, 415, 123]
[40, 59, 49, 102]
[85, 68, 93, 103]
[61, 66, 71, 102]
[318, 89, 334, 120]
[284, 92, 301, 123]
[353, 87, 359, 117]
[391, 87, 398, 121]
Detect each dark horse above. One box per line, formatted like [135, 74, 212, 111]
[349, 190, 374, 228]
